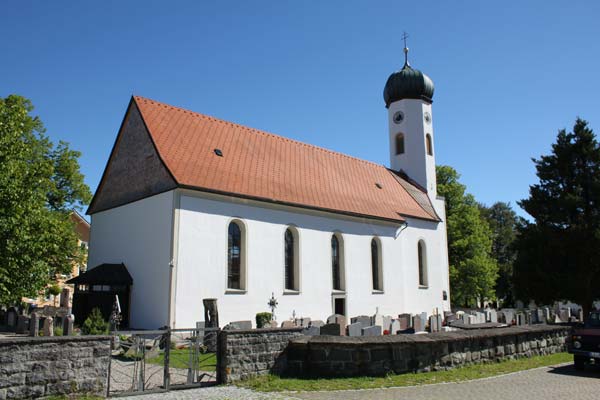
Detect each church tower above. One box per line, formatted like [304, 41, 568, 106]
[384, 41, 436, 198]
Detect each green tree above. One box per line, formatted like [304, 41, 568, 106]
[479, 202, 519, 306]
[515, 118, 600, 316]
[0, 95, 91, 305]
[81, 307, 109, 335]
[437, 165, 498, 307]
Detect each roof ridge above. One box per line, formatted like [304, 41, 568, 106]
[133, 95, 384, 169]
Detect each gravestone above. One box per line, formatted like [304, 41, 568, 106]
[351, 315, 372, 326]
[382, 316, 393, 333]
[43, 317, 54, 337]
[264, 320, 278, 328]
[6, 307, 18, 329]
[578, 309, 584, 322]
[196, 321, 205, 337]
[488, 310, 498, 323]
[347, 322, 364, 337]
[16, 315, 30, 334]
[428, 315, 438, 332]
[29, 312, 39, 337]
[467, 315, 477, 325]
[390, 319, 401, 334]
[295, 317, 311, 327]
[475, 312, 486, 324]
[536, 309, 545, 324]
[373, 309, 384, 328]
[543, 307, 551, 322]
[398, 313, 411, 330]
[60, 287, 70, 308]
[413, 315, 424, 332]
[303, 326, 320, 336]
[327, 314, 344, 324]
[444, 312, 456, 324]
[320, 323, 341, 336]
[362, 325, 382, 336]
[460, 313, 469, 324]
[310, 320, 325, 327]
[63, 314, 74, 336]
[327, 315, 347, 335]
[502, 310, 515, 325]
[516, 313, 526, 325]
[203, 298, 219, 353]
[281, 320, 296, 328]
[419, 312, 428, 327]
[226, 320, 252, 330]
[429, 314, 442, 332]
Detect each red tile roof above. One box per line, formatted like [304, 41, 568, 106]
[134, 96, 438, 223]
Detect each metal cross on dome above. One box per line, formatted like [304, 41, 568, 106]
[402, 31, 410, 66]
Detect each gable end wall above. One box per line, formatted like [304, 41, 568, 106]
[88, 101, 177, 214]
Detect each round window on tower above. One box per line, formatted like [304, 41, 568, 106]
[393, 111, 404, 124]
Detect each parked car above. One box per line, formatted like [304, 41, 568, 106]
[569, 311, 600, 370]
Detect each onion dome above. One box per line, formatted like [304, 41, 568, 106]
[383, 47, 434, 107]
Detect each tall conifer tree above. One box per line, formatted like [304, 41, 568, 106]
[515, 118, 600, 316]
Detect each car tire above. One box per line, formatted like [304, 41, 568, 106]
[574, 355, 586, 371]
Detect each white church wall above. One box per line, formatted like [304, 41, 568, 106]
[173, 190, 450, 328]
[88, 191, 174, 329]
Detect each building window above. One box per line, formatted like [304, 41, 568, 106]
[418, 240, 428, 287]
[426, 134, 433, 156]
[227, 221, 244, 290]
[331, 234, 344, 291]
[284, 227, 299, 291]
[371, 238, 383, 291]
[395, 133, 405, 155]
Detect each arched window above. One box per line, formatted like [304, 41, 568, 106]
[418, 240, 428, 287]
[284, 228, 298, 291]
[331, 234, 344, 291]
[371, 238, 383, 291]
[395, 133, 405, 155]
[426, 134, 433, 156]
[227, 221, 244, 290]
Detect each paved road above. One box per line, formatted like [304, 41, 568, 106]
[292, 363, 600, 400]
[119, 363, 600, 400]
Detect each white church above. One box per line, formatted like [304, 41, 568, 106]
[85, 50, 451, 329]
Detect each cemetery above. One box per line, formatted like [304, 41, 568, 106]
[0, 295, 588, 397]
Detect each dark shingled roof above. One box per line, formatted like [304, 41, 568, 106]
[67, 263, 133, 285]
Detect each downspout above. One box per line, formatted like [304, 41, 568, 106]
[167, 190, 181, 328]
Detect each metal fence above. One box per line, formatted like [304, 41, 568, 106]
[108, 326, 219, 396]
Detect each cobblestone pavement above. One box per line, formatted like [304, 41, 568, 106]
[118, 363, 600, 400]
[118, 386, 298, 400]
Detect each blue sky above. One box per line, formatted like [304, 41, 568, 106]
[2, 1, 600, 217]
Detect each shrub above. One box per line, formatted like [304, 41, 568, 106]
[54, 326, 63, 336]
[256, 312, 272, 328]
[81, 308, 108, 335]
[47, 284, 61, 297]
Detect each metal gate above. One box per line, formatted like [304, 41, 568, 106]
[108, 327, 219, 396]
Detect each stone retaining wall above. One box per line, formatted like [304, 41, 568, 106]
[286, 325, 570, 378]
[0, 335, 112, 399]
[217, 327, 303, 383]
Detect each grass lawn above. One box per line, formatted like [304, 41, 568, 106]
[237, 352, 572, 392]
[147, 349, 217, 371]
